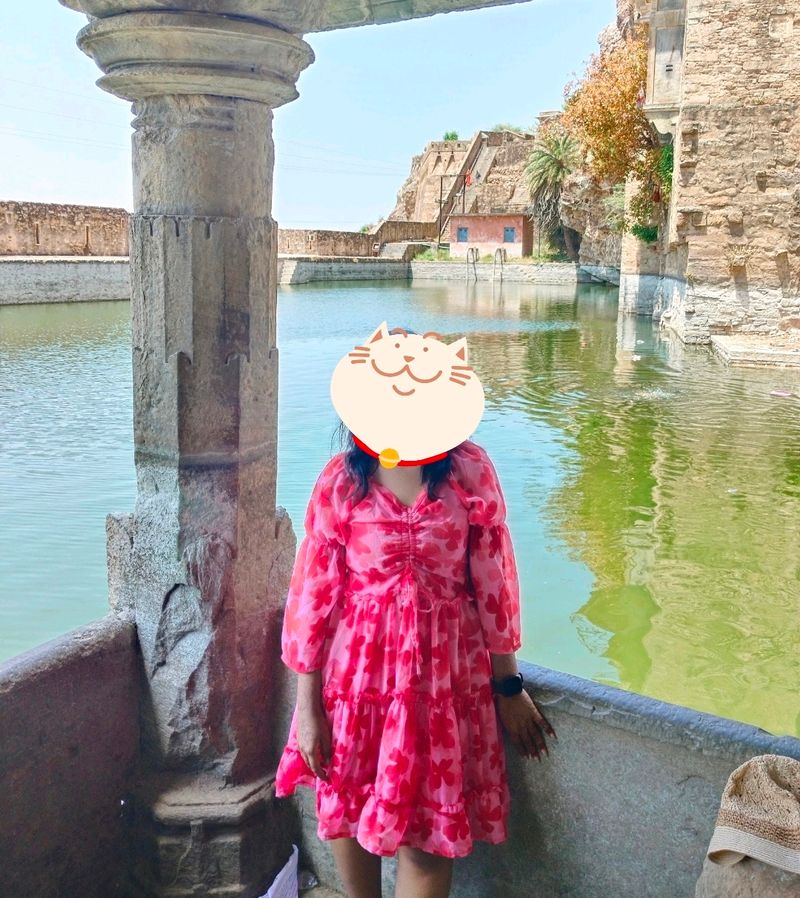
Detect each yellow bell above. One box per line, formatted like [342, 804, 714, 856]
[378, 447, 400, 469]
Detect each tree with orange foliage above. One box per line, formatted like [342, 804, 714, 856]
[561, 27, 668, 237]
[561, 28, 656, 185]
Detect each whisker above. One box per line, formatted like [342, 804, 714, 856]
[350, 358, 368, 364]
[449, 377, 467, 386]
[349, 352, 369, 357]
[451, 365, 473, 371]
[353, 345, 370, 351]
[450, 372, 471, 380]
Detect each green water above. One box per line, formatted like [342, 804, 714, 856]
[1, 281, 798, 737]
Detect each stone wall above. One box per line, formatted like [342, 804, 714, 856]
[277, 220, 438, 258]
[278, 228, 373, 257]
[411, 260, 591, 285]
[388, 130, 535, 227]
[0, 615, 141, 898]
[278, 257, 409, 284]
[0, 256, 131, 304]
[0, 201, 129, 256]
[388, 139, 473, 221]
[470, 132, 535, 214]
[631, 0, 800, 342]
[290, 660, 800, 898]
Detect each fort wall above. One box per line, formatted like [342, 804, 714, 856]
[0, 201, 129, 256]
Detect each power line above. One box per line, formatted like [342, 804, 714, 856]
[0, 76, 123, 106]
[0, 126, 129, 151]
[278, 150, 405, 174]
[279, 137, 409, 171]
[0, 102, 127, 129]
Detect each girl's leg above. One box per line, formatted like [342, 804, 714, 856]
[330, 836, 383, 898]
[394, 846, 454, 898]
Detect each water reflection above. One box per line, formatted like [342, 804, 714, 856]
[2, 281, 798, 737]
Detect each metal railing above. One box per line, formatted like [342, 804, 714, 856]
[466, 247, 479, 282]
[493, 247, 507, 283]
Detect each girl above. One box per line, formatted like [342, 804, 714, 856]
[275, 335, 556, 898]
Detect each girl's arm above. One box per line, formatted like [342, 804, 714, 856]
[489, 651, 519, 680]
[296, 668, 324, 713]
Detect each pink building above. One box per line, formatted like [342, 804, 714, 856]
[448, 213, 534, 258]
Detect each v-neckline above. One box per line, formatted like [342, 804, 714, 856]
[370, 471, 453, 512]
[371, 477, 428, 511]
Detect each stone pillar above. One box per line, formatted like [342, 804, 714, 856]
[60, 4, 313, 895]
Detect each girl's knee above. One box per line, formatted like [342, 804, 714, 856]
[397, 845, 453, 872]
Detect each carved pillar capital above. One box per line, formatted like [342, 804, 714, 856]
[60, 5, 314, 106]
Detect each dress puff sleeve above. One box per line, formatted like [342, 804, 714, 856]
[280, 454, 348, 674]
[452, 441, 523, 655]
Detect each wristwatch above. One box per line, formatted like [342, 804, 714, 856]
[491, 672, 524, 697]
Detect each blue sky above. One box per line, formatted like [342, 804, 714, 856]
[1, 0, 613, 229]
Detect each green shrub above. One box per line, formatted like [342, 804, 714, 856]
[657, 143, 674, 196]
[631, 223, 658, 243]
[443, 131, 459, 141]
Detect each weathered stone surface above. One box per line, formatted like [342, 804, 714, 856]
[0, 200, 128, 256]
[76, 11, 314, 105]
[387, 130, 534, 228]
[60, 0, 537, 35]
[126, 771, 298, 898]
[0, 615, 140, 898]
[0, 255, 130, 304]
[410, 260, 590, 284]
[634, 0, 800, 343]
[695, 856, 800, 898]
[286, 660, 800, 898]
[279, 256, 410, 283]
[52, 7, 310, 892]
[560, 171, 622, 273]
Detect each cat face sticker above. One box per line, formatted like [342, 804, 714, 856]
[330, 322, 485, 466]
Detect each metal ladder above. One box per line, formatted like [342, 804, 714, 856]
[466, 247, 479, 282]
[493, 247, 507, 283]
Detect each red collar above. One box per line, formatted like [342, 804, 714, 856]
[352, 434, 449, 466]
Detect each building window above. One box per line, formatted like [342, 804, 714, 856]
[34, 223, 40, 246]
[503, 226, 516, 243]
[457, 227, 469, 243]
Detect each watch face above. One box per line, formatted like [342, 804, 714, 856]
[495, 674, 522, 696]
[505, 677, 522, 696]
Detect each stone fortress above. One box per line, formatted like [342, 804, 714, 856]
[623, 0, 800, 345]
[388, 128, 535, 223]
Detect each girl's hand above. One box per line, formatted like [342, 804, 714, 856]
[495, 691, 557, 761]
[296, 703, 333, 781]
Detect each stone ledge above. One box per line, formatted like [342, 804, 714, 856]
[519, 660, 800, 762]
[0, 254, 129, 263]
[711, 333, 800, 368]
[0, 611, 137, 687]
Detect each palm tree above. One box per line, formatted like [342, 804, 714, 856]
[525, 130, 580, 253]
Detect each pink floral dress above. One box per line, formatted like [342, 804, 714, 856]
[274, 439, 522, 859]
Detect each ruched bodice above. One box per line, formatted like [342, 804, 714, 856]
[275, 439, 522, 858]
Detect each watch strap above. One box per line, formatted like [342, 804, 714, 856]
[491, 673, 524, 696]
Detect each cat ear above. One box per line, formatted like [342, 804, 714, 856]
[366, 321, 390, 345]
[450, 336, 469, 363]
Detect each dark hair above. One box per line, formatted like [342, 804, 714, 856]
[331, 420, 453, 505]
[330, 324, 453, 504]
